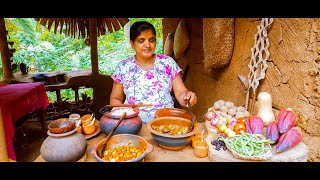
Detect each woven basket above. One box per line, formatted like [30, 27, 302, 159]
[174, 18, 190, 60]
[164, 33, 174, 56]
[203, 18, 235, 69]
[224, 134, 272, 161]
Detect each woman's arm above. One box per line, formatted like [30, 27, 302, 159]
[172, 74, 197, 107]
[110, 81, 125, 105]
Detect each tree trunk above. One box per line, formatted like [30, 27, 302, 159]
[0, 18, 13, 79]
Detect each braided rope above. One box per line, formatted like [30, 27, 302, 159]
[248, 18, 274, 94]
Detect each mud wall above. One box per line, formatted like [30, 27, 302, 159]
[163, 18, 320, 161]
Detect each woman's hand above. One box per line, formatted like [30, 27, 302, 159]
[183, 91, 197, 107]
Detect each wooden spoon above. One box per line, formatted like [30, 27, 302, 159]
[187, 99, 195, 132]
[97, 112, 127, 158]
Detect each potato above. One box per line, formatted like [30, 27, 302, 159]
[221, 111, 228, 118]
[216, 100, 225, 106]
[225, 101, 234, 108]
[237, 106, 246, 112]
[220, 105, 229, 113]
[228, 107, 237, 116]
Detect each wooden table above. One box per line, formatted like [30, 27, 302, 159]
[35, 123, 211, 162]
[0, 82, 49, 162]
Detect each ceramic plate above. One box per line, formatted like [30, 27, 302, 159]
[83, 120, 101, 139]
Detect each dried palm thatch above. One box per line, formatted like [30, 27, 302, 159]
[203, 18, 235, 69]
[34, 18, 129, 39]
[163, 33, 174, 56]
[173, 19, 190, 60]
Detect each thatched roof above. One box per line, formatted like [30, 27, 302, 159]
[34, 18, 129, 39]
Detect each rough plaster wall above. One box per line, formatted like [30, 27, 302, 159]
[163, 18, 320, 161]
[248, 18, 320, 161]
[162, 18, 204, 115]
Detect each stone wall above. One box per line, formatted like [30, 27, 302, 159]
[163, 18, 320, 161]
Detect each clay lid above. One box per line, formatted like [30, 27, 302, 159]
[155, 108, 196, 121]
[48, 118, 76, 134]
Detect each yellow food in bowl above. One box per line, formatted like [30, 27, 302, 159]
[102, 142, 144, 162]
[151, 124, 189, 135]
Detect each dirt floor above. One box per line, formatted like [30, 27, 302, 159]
[13, 117, 51, 162]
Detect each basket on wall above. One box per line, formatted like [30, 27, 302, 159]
[164, 33, 174, 57]
[173, 18, 190, 60]
[203, 18, 235, 69]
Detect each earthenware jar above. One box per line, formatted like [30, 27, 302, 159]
[40, 128, 87, 162]
[99, 108, 142, 135]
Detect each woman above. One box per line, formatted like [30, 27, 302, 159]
[110, 21, 197, 123]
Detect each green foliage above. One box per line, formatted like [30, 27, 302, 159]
[1, 18, 163, 102]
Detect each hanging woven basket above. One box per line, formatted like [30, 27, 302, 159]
[173, 19, 190, 60]
[163, 33, 174, 57]
[203, 18, 235, 69]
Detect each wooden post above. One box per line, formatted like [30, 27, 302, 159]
[38, 106, 47, 135]
[0, 18, 13, 79]
[74, 88, 79, 106]
[56, 90, 62, 114]
[89, 18, 101, 117]
[0, 108, 9, 162]
[89, 18, 99, 76]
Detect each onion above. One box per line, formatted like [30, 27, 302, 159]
[205, 111, 216, 121]
[210, 118, 219, 127]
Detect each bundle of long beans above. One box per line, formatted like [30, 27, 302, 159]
[219, 133, 273, 160]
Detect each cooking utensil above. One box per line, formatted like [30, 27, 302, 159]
[97, 112, 127, 158]
[187, 99, 195, 132]
[99, 104, 153, 115]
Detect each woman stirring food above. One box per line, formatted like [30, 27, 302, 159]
[110, 21, 197, 123]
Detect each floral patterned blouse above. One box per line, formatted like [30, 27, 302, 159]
[111, 54, 182, 123]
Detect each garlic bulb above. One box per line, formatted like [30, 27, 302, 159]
[257, 92, 275, 126]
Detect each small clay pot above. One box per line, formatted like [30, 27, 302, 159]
[100, 113, 142, 135]
[193, 141, 208, 158]
[40, 129, 87, 162]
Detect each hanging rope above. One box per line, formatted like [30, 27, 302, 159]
[248, 18, 273, 93]
[245, 18, 273, 112]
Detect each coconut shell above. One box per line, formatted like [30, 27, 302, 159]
[163, 33, 174, 57]
[203, 18, 235, 69]
[173, 19, 190, 60]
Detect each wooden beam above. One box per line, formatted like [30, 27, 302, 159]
[0, 108, 9, 162]
[0, 18, 13, 79]
[89, 18, 99, 75]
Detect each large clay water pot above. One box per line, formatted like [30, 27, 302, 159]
[99, 107, 142, 135]
[40, 128, 87, 162]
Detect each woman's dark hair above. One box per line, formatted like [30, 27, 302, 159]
[130, 21, 156, 42]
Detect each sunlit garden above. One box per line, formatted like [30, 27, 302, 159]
[0, 18, 163, 102]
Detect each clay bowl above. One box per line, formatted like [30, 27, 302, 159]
[155, 108, 196, 122]
[147, 117, 196, 150]
[90, 134, 153, 162]
[48, 118, 76, 134]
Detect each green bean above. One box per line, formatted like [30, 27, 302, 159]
[247, 143, 254, 156]
[222, 133, 273, 157]
[241, 132, 250, 139]
[252, 149, 263, 156]
[251, 141, 262, 150]
[243, 134, 254, 146]
[233, 137, 242, 153]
